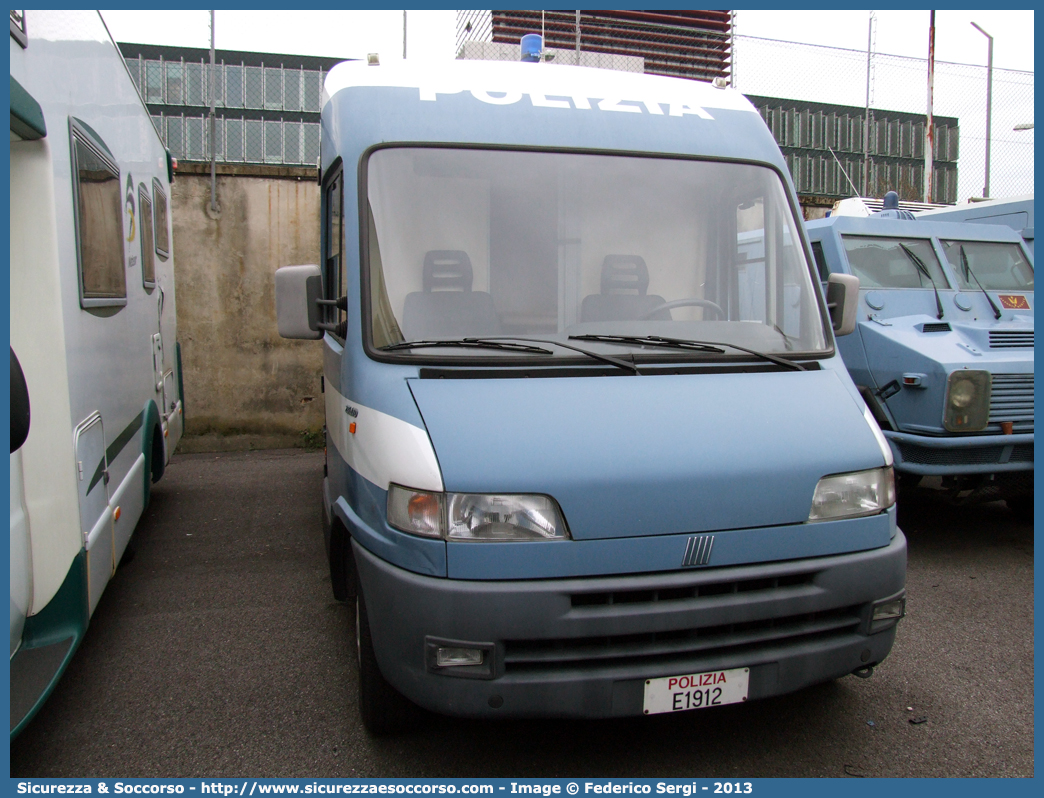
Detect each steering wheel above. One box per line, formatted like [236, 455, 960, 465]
[640, 298, 726, 320]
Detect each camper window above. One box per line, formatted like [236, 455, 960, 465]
[139, 185, 155, 288]
[71, 123, 126, 307]
[153, 179, 170, 258]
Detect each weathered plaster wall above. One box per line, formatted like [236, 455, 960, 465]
[172, 167, 324, 450]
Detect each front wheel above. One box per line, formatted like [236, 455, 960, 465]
[355, 586, 421, 735]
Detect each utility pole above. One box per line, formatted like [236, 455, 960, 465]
[403, 10, 407, 59]
[862, 11, 875, 197]
[209, 10, 218, 213]
[971, 21, 993, 198]
[575, 10, 580, 64]
[924, 10, 935, 203]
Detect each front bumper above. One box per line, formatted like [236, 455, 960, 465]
[353, 531, 907, 719]
[885, 430, 1033, 476]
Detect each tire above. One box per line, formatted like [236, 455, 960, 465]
[895, 473, 922, 495]
[1006, 496, 1033, 523]
[328, 520, 357, 602]
[355, 586, 421, 735]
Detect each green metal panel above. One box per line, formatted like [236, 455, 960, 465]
[10, 75, 46, 139]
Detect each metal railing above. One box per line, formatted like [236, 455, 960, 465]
[126, 55, 326, 166]
[150, 113, 321, 166]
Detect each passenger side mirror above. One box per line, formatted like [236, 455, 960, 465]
[275, 264, 323, 339]
[826, 273, 860, 336]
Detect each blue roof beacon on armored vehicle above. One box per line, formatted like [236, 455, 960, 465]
[807, 192, 1033, 519]
[277, 46, 906, 734]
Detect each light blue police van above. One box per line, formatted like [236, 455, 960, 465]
[275, 54, 906, 733]
[806, 202, 1033, 518]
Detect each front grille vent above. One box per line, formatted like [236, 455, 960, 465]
[921, 322, 952, 333]
[989, 330, 1034, 349]
[897, 442, 1033, 466]
[570, 572, 814, 608]
[989, 373, 1034, 425]
[505, 605, 862, 672]
[1012, 445, 1034, 462]
[898, 443, 1007, 466]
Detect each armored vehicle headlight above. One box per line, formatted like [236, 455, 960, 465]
[943, 370, 991, 432]
[809, 467, 895, 521]
[388, 485, 570, 541]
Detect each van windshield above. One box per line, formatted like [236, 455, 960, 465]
[366, 148, 828, 361]
[939, 239, 1034, 292]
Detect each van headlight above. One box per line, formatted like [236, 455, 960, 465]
[809, 467, 895, 521]
[943, 370, 991, 432]
[388, 485, 570, 541]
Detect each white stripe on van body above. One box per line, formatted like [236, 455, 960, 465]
[325, 382, 443, 493]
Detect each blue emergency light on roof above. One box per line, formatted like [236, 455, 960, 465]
[874, 189, 917, 220]
[520, 33, 542, 62]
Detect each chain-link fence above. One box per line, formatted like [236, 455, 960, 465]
[124, 53, 328, 166]
[733, 34, 1033, 203]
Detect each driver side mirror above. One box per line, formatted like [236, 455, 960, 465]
[275, 264, 323, 339]
[826, 273, 859, 336]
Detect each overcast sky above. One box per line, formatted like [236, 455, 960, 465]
[100, 9, 1034, 72]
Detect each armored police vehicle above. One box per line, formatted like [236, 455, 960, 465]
[806, 202, 1032, 517]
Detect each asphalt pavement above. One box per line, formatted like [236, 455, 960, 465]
[10, 449, 1034, 778]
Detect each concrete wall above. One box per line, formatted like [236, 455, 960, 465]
[172, 164, 324, 451]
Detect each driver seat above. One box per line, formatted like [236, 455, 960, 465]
[580, 255, 671, 322]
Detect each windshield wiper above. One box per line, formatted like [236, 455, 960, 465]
[959, 245, 1003, 320]
[479, 337, 640, 374]
[570, 334, 807, 372]
[381, 338, 554, 355]
[899, 243, 945, 320]
[773, 324, 795, 351]
[381, 337, 640, 374]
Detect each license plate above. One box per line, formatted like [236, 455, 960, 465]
[643, 667, 749, 715]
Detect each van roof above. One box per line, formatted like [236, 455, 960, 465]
[323, 58, 758, 118]
[319, 59, 789, 178]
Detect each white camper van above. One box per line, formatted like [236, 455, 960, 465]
[9, 9, 183, 736]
